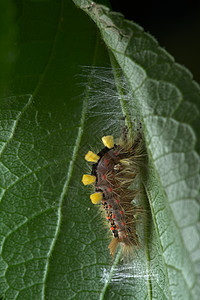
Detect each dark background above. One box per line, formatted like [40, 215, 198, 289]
[110, 0, 200, 83]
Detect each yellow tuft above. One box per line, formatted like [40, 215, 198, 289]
[82, 174, 96, 185]
[102, 136, 114, 149]
[90, 192, 103, 204]
[85, 151, 100, 162]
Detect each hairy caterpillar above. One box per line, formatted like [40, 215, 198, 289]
[82, 125, 143, 257]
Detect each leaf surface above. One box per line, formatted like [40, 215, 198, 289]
[0, 0, 200, 300]
[0, 0, 110, 299]
[73, 1, 200, 300]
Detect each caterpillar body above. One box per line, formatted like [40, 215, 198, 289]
[82, 127, 143, 257]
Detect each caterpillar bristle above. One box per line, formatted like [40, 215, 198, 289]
[82, 125, 143, 259]
[109, 238, 120, 257]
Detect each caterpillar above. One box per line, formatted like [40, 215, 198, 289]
[82, 126, 143, 257]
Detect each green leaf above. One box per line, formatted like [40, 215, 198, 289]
[73, 1, 200, 299]
[0, 1, 200, 300]
[0, 0, 110, 299]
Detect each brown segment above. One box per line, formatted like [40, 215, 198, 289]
[90, 132, 142, 256]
